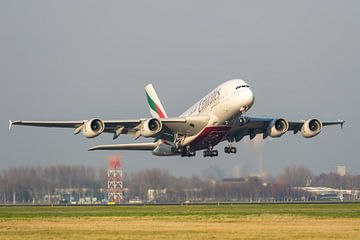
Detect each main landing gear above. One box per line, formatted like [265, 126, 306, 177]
[224, 145, 237, 154]
[224, 141, 237, 154]
[181, 151, 196, 157]
[181, 146, 196, 157]
[203, 146, 218, 157]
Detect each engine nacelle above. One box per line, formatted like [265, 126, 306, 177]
[267, 118, 289, 138]
[140, 118, 162, 137]
[82, 118, 105, 138]
[301, 118, 322, 138]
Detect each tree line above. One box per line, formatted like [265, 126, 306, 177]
[0, 165, 359, 204]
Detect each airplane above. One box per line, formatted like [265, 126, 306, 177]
[9, 79, 344, 157]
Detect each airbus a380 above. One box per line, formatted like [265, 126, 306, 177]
[10, 79, 344, 157]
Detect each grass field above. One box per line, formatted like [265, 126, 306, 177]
[0, 204, 360, 239]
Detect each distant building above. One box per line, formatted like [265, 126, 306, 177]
[78, 197, 98, 204]
[147, 189, 167, 202]
[222, 176, 267, 186]
[295, 187, 359, 201]
[336, 165, 346, 176]
[222, 177, 247, 183]
[128, 196, 143, 204]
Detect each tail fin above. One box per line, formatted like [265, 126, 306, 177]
[145, 84, 168, 119]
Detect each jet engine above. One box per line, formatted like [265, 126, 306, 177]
[140, 118, 162, 137]
[267, 118, 289, 138]
[82, 118, 105, 138]
[301, 118, 322, 138]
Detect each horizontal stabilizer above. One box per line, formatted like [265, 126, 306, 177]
[89, 142, 158, 151]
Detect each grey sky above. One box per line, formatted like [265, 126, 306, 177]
[1, 0, 359, 177]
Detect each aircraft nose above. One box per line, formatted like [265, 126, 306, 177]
[242, 87, 254, 107]
[239, 88, 255, 113]
[247, 88, 255, 107]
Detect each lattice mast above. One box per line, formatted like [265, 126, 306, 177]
[107, 155, 123, 204]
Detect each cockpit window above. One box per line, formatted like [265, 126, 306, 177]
[235, 85, 249, 89]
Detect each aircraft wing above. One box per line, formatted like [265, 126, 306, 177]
[10, 120, 85, 129]
[10, 115, 210, 141]
[10, 119, 142, 138]
[89, 142, 158, 151]
[226, 116, 345, 141]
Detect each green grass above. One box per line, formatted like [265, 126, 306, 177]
[0, 204, 360, 240]
[0, 203, 359, 219]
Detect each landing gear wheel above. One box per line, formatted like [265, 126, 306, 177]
[211, 150, 218, 157]
[182, 151, 196, 157]
[203, 150, 211, 157]
[181, 146, 196, 157]
[224, 146, 230, 153]
[204, 150, 218, 157]
[225, 146, 236, 154]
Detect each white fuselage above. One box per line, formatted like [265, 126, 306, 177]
[182, 79, 254, 119]
[153, 79, 254, 155]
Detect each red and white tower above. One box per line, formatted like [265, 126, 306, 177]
[107, 155, 123, 204]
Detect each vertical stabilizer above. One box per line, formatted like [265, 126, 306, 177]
[145, 84, 168, 119]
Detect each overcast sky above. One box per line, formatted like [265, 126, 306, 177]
[1, 0, 359, 177]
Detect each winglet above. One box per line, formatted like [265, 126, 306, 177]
[8, 120, 13, 131]
[339, 119, 345, 129]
